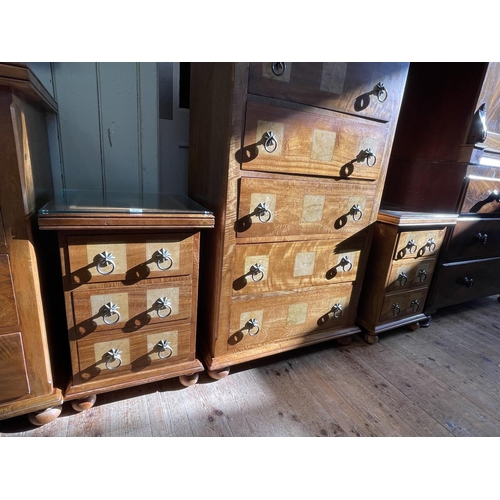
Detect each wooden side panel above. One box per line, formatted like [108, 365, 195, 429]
[0, 254, 19, 328]
[0, 332, 30, 402]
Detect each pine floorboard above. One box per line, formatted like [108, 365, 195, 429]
[2, 295, 500, 437]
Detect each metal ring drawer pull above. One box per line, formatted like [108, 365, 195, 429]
[391, 303, 400, 316]
[105, 348, 122, 370]
[462, 277, 474, 288]
[339, 256, 353, 272]
[411, 299, 420, 312]
[246, 318, 260, 336]
[418, 269, 427, 282]
[250, 263, 265, 282]
[332, 303, 343, 319]
[427, 238, 436, 252]
[374, 82, 388, 102]
[398, 272, 408, 286]
[263, 131, 278, 153]
[255, 202, 272, 223]
[406, 239, 417, 254]
[102, 302, 120, 325]
[271, 62, 286, 76]
[350, 204, 363, 221]
[357, 148, 377, 167]
[155, 297, 172, 318]
[157, 340, 173, 359]
[97, 251, 115, 275]
[155, 248, 173, 271]
[477, 232, 488, 244]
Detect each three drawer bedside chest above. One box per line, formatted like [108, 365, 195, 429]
[38, 190, 214, 412]
[356, 210, 457, 344]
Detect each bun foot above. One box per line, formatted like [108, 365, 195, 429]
[71, 394, 97, 412]
[408, 322, 420, 331]
[179, 373, 199, 387]
[28, 405, 62, 426]
[364, 333, 379, 345]
[207, 367, 230, 380]
[336, 336, 352, 346]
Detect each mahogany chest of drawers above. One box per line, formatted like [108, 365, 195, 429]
[382, 62, 500, 315]
[38, 190, 214, 410]
[188, 62, 409, 378]
[356, 210, 457, 343]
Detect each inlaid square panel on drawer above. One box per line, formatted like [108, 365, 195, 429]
[394, 228, 446, 260]
[378, 287, 428, 323]
[228, 283, 355, 352]
[236, 176, 376, 239]
[446, 216, 500, 261]
[66, 233, 194, 284]
[461, 175, 500, 214]
[232, 238, 364, 295]
[71, 279, 192, 337]
[385, 258, 436, 293]
[241, 100, 389, 181]
[75, 324, 192, 383]
[248, 62, 409, 122]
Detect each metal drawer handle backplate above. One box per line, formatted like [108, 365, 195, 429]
[332, 303, 343, 319]
[246, 318, 260, 336]
[97, 250, 115, 275]
[157, 340, 173, 359]
[411, 299, 420, 312]
[406, 239, 417, 254]
[255, 202, 272, 223]
[263, 131, 278, 153]
[462, 277, 474, 288]
[477, 232, 488, 244]
[398, 272, 408, 286]
[418, 269, 427, 282]
[155, 248, 173, 271]
[391, 303, 400, 316]
[105, 348, 122, 370]
[357, 148, 377, 167]
[339, 256, 353, 272]
[250, 263, 265, 282]
[374, 82, 388, 102]
[427, 238, 436, 252]
[102, 301, 121, 325]
[350, 204, 363, 221]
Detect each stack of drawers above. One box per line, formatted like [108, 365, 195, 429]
[188, 62, 409, 377]
[356, 210, 457, 343]
[38, 191, 214, 410]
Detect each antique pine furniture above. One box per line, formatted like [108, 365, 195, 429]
[356, 210, 457, 343]
[38, 190, 214, 411]
[382, 62, 500, 317]
[188, 62, 409, 378]
[0, 63, 64, 424]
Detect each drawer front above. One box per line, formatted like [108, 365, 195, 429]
[446, 217, 500, 261]
[248, 62, 409, 122]
[66, 233, 194, 284]
[394, 228, 446, 260]
[461, 175, 500, 214]
[241, 100, 389, 181]
[379, 288, 428, 323]
[75, 324, 192, 382]
[429, 257, 500, 310]
[228, 283, 355, 352]
[237, 176, 376, 239]
[71, 280, 192, 336]
[233, 238, 364, 295]
[386, 258, 436, 293]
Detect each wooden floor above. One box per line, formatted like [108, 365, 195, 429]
[2, 295, 500, 437]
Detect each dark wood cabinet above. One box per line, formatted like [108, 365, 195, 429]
[382, 62, 500, 314]
[188, 62, 409, 378]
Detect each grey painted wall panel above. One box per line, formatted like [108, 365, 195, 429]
[52, 62, 103, 191]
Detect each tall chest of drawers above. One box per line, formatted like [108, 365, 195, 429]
[382, 62, 500, 315]
[188, 62, 409, 378]
[38, 190, 214, 410]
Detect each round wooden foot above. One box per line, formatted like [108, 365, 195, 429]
[407, 322, 420, 331]
[364, 333, 379, 345]
[28, 405, 62, 426]
[207, 367, 230, 380]
[336, 336, 352, 346]
[179, 373, 199, 387]
[71, 394, 97, 412]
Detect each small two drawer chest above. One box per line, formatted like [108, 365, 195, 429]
[38, 190, 214, 410]
[356, 210, 457, 343]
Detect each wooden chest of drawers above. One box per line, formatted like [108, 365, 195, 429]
[38, 190, 214, 410]
[356, 210, 457, 343]
[382, 62, 500, 315]
[188, 62, 409, 378]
